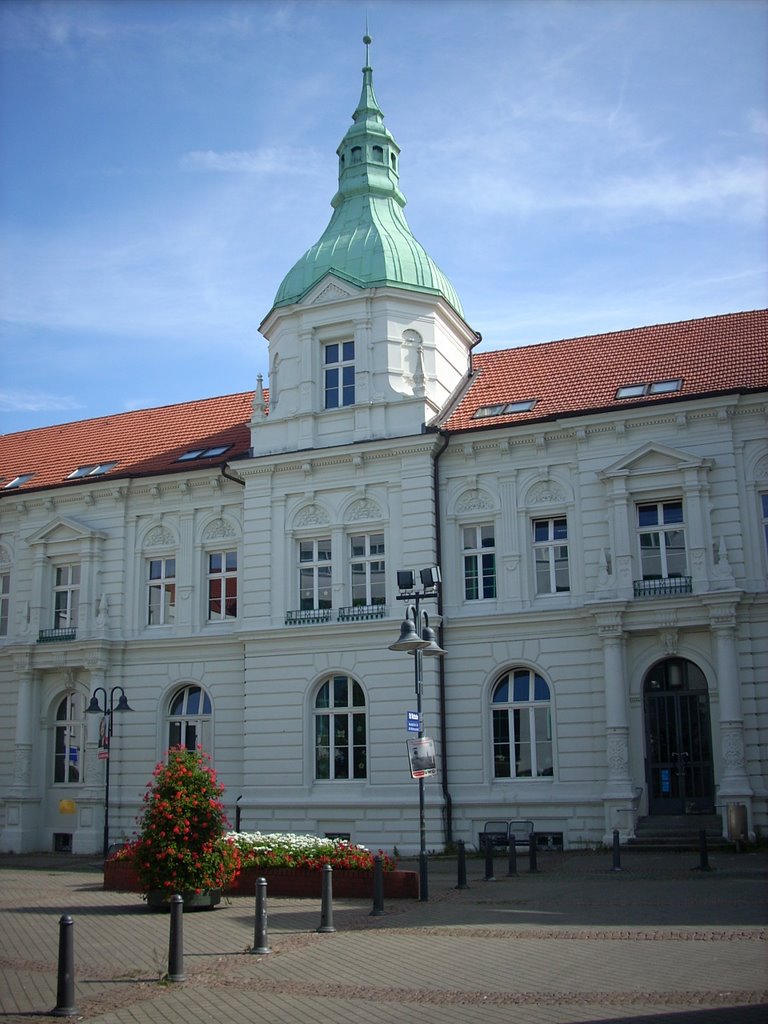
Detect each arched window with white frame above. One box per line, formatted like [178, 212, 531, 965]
[314, 675, 367, 781]
[491, 668, 554, 778]
[53, 692, 86, 784]
[167, 684, 212, 752]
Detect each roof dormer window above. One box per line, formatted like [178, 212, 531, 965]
[615, 379, 682, 399]
[474, 400, 537, 419]
[177, 445, 232, 462]
[67, 462, 118, 479]
[3, 473, 34, 490]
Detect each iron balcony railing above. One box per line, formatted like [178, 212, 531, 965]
[38, 627, 77, 643]
[633, 576, 692, 599]
[286, 605, 388, 625]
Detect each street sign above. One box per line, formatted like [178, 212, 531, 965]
[406, 710, 421, 733]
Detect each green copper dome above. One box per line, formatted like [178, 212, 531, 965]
[273, 38, 463, 317]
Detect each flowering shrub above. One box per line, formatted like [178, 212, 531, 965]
[227, 830, 396, 872]
[125, 747, 241, 896]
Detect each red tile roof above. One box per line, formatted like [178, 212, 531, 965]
[0, 392, 256, 496]
[441, 310, 768, 433]
[1, 310, 765, 496]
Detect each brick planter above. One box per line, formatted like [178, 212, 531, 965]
[104, 858, 418, 899]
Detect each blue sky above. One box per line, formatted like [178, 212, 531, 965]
[1, 0, 766, 435]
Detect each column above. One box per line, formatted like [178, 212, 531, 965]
[0, 657, 41, 852]
[595, 608, 636, 841]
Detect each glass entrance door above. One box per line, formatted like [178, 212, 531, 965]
[644, 658, 714, 815]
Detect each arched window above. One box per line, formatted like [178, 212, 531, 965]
[372, 145, 383, 162]
[351, 146, 362, 164]
[314, 675, 367, 780]
[54, 692, 85, 783]
[167, 685, 212, 751]
[492, 669, 553, 778]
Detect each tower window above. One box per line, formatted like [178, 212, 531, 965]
[372, 145, 383, 162]
[351, 146, 362, 164]
[324, 341, 355, 409]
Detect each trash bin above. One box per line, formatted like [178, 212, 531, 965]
[727, 803, 748, 842]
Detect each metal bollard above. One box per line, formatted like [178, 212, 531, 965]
[611, 829, 622, 872]
[484, 838, 495, 881]
[167, 894, 185, 982]
[252, 877, 271, 953]
[528, 834, 539, 873]
[697, 829, 712, 872]
[507, 838, 518, 877]
[456, 839, 468, 889]
[317, 864, 336, 933]
[51, 914, 78, 1017]
[370, 855, 385, 916]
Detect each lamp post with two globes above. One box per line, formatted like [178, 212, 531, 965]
[86, 686, 133, 858]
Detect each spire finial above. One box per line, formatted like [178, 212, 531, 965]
[363, 28, 372, 69]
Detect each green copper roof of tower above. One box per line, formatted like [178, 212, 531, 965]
[273, 37, 464, 318]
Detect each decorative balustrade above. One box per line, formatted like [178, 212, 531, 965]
[633, 576, 692, 599]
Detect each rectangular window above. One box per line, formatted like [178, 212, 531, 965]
[762, 493, 768, 565]
[637, 500, 686, 579]
[207, 550, 238, 620]
[0, 571, 9, 636]
[350, 533, 385, 606]
[53, 564, 80, 628]
[463, 524, 496, 600]
[299, 538, 332, 610]
[533, 518, 570, 594]
[324, 341, 355, 409]
[147, 558, 176, 625]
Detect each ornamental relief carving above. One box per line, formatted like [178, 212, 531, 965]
[755, 455, 768, 480]
[455, 490, 493, 514]
[345, 498, 383, 523]
[0, 544, 10, 567]
[526, 483, 566, 506]
[202, 517, 237, 541]
[294, 504, 330, 528]
[607, 733, 629, 775]
[721, 726, 745, 772]
[144, 525, 175, 548]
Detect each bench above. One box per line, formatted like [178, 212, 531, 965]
[478, 819, 535, 851]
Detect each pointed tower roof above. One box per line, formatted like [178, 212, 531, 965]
[272, 35, 464, 317]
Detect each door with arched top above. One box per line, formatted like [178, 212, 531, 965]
[644, 658, 715, 815]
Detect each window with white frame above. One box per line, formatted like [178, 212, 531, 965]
[314, 675, 367, 780]
[324, 341, 355, 409]
[207, 550, 238, 620]
[167, 685, 212, 751]
[492, 669, 553, 778]
[762, 493, 768, 566]
[53, 564, 80, 628]
[350, 533, 385, 606]
[637, 500, 686, 579]
[299, 538, 332, 611]
[532, 517, 570, 594]
[0, 570, 9, 636]
[147, 557, 176, 625]
[463, 524, 496, 600]
[54, 692, 86, 783]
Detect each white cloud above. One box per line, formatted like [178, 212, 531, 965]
[0, 390, 82, 414]
[180, 147, 319, 174]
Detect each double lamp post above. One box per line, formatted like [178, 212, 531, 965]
[86, 685, 133, 859]
[388, 567, 444, 902]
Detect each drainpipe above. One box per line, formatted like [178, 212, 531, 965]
[221, 464, 246, 487]
[432, 431, 452, 846]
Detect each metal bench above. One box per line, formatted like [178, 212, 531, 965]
[508, 819, 535, 847]
[478, 820, 511, 850]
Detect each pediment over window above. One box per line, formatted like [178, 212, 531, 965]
[599, 442, 712, 482]
[26, 516, 106, 547]
[304, 274, 360, 307]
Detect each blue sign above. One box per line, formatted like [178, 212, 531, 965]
[661, 768, 671, 793]
[406, 711, 421, 733]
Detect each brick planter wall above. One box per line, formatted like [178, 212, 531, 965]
[104, 859, 418, 899]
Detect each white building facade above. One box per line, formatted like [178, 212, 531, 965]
[1, 45, 766, 855]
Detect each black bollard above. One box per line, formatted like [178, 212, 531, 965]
[370, 855, 385, 916]
[507, 838, 518, 877]
[697, 829, 712, 872]
[611, 829, 622, 872]
[167, 894, 185, 982]
[317, 864, 336, 933]
[252, 877, 271, 953]
[51, 915, 78, 1017]
[484, 838, 495, 881]
[456, 839, 468, 889]
[528, 834, 539, 873]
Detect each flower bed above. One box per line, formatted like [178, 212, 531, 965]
[105, 830, 418, 899]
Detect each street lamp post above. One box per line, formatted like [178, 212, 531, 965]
[389, 568, 445, 902]
[86, 686, 133, 859]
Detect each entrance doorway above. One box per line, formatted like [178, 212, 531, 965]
[643, 658, 714, 815]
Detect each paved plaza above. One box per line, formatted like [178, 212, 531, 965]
[1, 846, 766, 1024]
